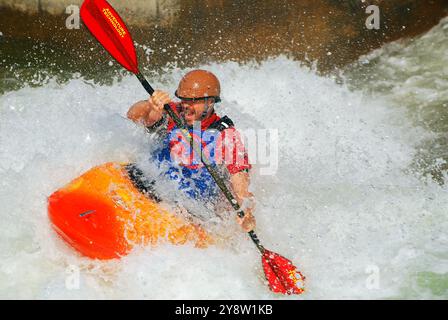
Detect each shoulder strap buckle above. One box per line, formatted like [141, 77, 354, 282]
[208, 115, 234, 132]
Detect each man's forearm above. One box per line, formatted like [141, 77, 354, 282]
[145, 109, 165, 127]
[230, 171, 254, 208]
[231, 171, 256, 232]
[127, 100, 164, 127]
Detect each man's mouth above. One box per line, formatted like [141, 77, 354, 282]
[183, 108, 195, 118]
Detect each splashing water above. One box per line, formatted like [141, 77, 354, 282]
[1, 21, 447, 299]
[345, 17, 448, 184]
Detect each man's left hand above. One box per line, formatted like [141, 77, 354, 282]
[236, 209, 256, 232]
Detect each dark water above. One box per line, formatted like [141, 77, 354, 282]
[1, 0, 447, 93]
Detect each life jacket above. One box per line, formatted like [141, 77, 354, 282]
[152, 111, 237, 201]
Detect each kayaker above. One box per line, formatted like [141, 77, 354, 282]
[127, 70, 256, 232]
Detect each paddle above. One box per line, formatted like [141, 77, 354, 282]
[80, 0, 305, 295]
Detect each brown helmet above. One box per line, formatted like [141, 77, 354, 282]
[175, 70, 221, 102]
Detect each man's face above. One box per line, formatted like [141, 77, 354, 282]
[179, 99, 214, 125]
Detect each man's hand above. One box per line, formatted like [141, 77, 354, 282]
[127, 90, 171, 126]
[237, 208, 256, 233]
[148, 90, 171, 114]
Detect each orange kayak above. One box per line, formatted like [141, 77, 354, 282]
[48, 162, 212, 260]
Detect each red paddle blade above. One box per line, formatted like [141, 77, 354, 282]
[262, 250, 306, 295]
[80, 0, 139, 74]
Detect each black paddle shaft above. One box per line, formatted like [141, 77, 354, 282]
[136, 73, 265, 253]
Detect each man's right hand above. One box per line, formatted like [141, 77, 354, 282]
[148, 90, 171, 114]
[127, 90, 171, 127]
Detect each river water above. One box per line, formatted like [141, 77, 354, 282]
[0, 8, 447, 299]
